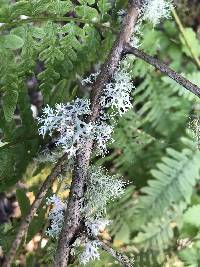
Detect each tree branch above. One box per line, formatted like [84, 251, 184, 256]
[124, 45, 200, 97]
[54, 1, 142, 266]
[3, 153, 67, 267]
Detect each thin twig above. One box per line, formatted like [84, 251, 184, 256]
[54, 1, 142, 266]
[83, 230, 134, 267]
[124, 45, 200, 97]
[98, 240, 133, 267]
[172, 9, 200, 69]
[0, 16, 111, 32]
[3, 153, 67, 267]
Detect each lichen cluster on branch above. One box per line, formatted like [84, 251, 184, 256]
[38, 64, 132, 263]
[37, 0, 174, 265]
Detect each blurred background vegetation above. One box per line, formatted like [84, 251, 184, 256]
[0, 0, 200, 266]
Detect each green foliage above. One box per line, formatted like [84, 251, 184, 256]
[136, 137, 200, 222]
[180, 27, 200, 59]
[27, 207, 46, 243]
[0, 0, 112, 191]
[0, 221, 19, 253]
[179, 242, 200, 267]
[97, 0, 111, 19]
[2, 90, 18, 121]
[133, 204, 184, 252]
[109, 110, 154, 177]
[162, 72, 200, 102]
[109, 186, 135, 244]
[183, 205, 200, 228]
[0, 141, 39, 191]
[100, 14, 200, 267]
[16, 188, 31, 217]
[0, 34, 24, 50]
[133, 74, 187, 135]
[4, 0, 73, 18]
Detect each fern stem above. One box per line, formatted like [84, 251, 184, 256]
[0, 16, 110, 31]
[172, 9, 200, 69]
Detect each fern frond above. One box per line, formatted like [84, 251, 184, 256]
[178, 241, 200, 267]
[111, 110, 154, 171]
[183, 204, 200, 228]
[36, 20, 101, 101]
[109, 185, 136, 239]
[9, 0, 73, 18]
[133, 204, 185, 252]
[133, 74, 189, 135]
[136, 137, 200, 221]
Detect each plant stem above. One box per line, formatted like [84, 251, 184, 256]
[172, 8, 200, 69]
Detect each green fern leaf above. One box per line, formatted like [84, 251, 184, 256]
[133, 205, 184, 252]
[75, 5, 99, 20]
[0, 34, 24, 50]
[136, 137, 200, 221]
[133, 74, 189, 136]
[2, 90, 18, 121]
[183, 205, 200, 228]
[97, 0, 111, 18]
[179, 245, 200, 267]
[16, 188, 31, 217]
